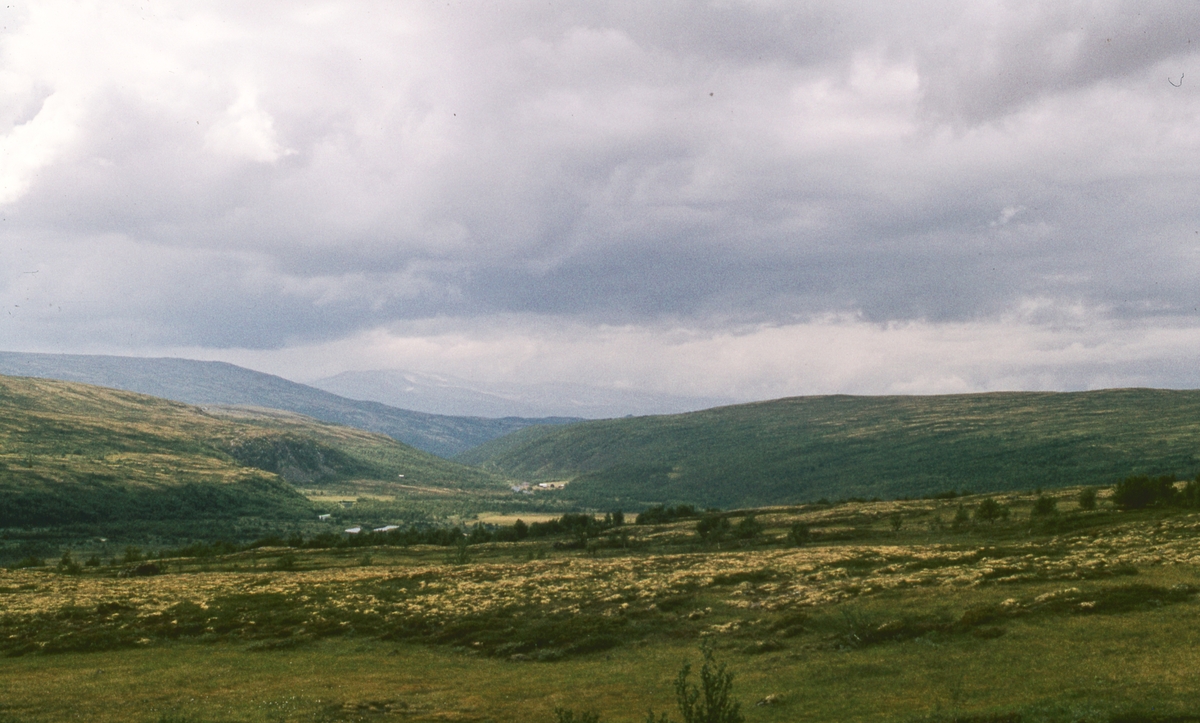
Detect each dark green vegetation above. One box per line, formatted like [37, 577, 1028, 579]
[0, 351, 580, 457]
[464, 389, 1200, 509]
[0, 375, 515, 551]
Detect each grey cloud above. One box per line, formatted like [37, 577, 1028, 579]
[909, 1, 1200, 124]
[3, 0, 1200, 360]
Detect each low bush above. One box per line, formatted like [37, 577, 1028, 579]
[974, 499, 1009, 524]
[672, 642, 745, 723]
[787, 522, 811, 546]
[636, 505, 698, 525]
[732, 515, 763, 540]
[696, 515, 731, 543]
[645, 642, 745, 723]
[1031, 496, 1058, 517]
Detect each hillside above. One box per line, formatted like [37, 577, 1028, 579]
[0, 351, 578, 458]
[0, 375, 510, 534]
[464, 389, 1200, 509]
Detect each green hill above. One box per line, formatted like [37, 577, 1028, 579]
[0, 351, 581, 457]
[0, 375, 509, 532]
[463, 389, 1200, 509]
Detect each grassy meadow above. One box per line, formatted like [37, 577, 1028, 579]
[5, 489, 1200, 722]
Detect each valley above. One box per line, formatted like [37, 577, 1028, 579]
[4, 371, 1200, 721]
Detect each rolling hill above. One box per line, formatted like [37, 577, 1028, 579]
[0, 374, 511, 534]
[461, 389, 1200, 509]
[0, 351, 578, 457]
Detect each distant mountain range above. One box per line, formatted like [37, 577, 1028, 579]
[0, 352, 576, 458]
[309, 369, 736, 419]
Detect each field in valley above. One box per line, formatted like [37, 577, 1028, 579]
[5, 489, 1200, 722]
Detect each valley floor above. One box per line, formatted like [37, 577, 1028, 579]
[4, 493, 1200, 722]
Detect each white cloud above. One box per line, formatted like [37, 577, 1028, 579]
[0, 91, 80, 203]
[204, 87, 293, 162]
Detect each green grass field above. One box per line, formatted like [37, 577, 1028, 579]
[5, 490, 1200, 722]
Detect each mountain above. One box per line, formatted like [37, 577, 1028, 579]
[0, 374, 509, 534]
[0, 352, 575, 458]
[0, 375, 309, 530]
[461, 389, 1200, 509]
[310, 369, 735, 419]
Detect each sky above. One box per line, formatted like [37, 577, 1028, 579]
[2, 0, 1200, 403]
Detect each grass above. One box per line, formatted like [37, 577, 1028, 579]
[3, 579, 1200, 722]
[4, 491, 1200, 721]
[460, 389, 1200, 509]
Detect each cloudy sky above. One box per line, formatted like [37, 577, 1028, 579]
[2, 0, 1200, 403]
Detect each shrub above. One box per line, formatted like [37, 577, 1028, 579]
[1178, 478, 1200, 508]
[732, 515, 762, 540]
[1031, 495, 1058, 517]
[1112, 474, 1177, 510]
[951, 505, 971, 531]
[446, 537, 471, 565]
[673, 642, 745, 723]
[696, 515, 731, 543]
[637, 505, 698, 525]
[1077, 487, 1097, 510]
[57, 550, 82, 575]
[974, 498, 1008, 524]
[10, 555, 44, 569]
[644, 643, 745, 723]
[787, 522, 811, 546]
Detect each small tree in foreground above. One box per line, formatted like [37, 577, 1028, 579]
[1077, 487, 1097, 510]
[646, 642, 745, 723]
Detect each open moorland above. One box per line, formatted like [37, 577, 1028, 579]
[5, 487, 1200, 722]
